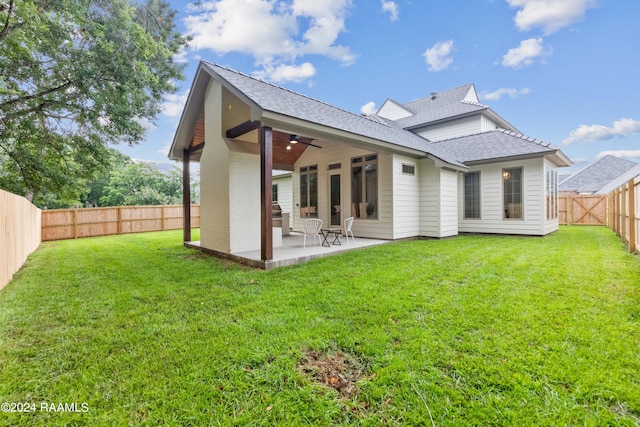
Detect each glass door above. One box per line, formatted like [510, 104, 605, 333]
[330, 174, 341, 226]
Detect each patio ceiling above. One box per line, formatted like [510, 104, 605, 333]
[186, 111, 315, 170]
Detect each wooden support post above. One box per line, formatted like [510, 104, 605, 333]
[260, 126, 273, 262]
[183, 149, 192, 242]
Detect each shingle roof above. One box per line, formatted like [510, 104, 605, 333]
[393, 84, 487, 128]
[595, 164, 640, 194]
[203, 62, 466, 168]
[433, 129, 560, 163]
[559, 155, 638, 193]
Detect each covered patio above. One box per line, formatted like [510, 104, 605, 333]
[185, 233, 389, 269]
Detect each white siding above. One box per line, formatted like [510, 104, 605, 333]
[293, 141, 394, 240]
[480, 115, 499, 132]
[414, 116, 483, 141]
[392, 155, 420, 239]
[418, 158, 440, 237]
[543, 158, 560, 235]
[458, 158, 551, 235]
[418, 159, 457, 238]
[440, 169, 459, 237]
[377, 99, 413, 121]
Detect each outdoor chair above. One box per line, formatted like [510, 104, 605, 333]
[301, 218, 323, 248]
[343, 216, 354, 244]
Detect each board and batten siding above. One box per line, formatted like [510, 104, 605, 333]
[293, 141, 394, 240]
[458, 158, 552, 235]
[392, 155, 420, 239]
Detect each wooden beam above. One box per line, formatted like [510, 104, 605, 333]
[260, 126, 273, 261]
[183, 149, 192, 242]
[226, 120, 260, 139]
[187, 142, 205, 155]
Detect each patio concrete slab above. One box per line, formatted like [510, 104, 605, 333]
[185, 233, 390, 269]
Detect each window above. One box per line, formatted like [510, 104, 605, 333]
[402, 164, 415, 175]
[503, 167, 523, 219]
[351, 154, 378, 219]
[272, 184, 278, 202]
[328, 162, 341, 170]
[464, 171, 480, 219]
[300, 165, 318, 218]
[546, 167, 558, 220]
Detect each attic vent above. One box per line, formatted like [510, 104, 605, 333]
[430, 92, 437, 100]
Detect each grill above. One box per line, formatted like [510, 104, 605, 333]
[272, 202, 282, 219]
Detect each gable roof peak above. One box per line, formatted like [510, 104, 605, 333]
[203, 61, 361, 120]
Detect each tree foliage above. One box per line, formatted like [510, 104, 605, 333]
[0, 0, 187, 204]
[98, 161, 189, 207]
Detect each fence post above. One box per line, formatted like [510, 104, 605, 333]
[73, 209, 78, 239]
[628, 179, 636, 253]
[117, 206, 122, 235]
[567, 195, 572, 225]
[161, 205, 166, 231]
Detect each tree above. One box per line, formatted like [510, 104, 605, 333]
[98, 161, 198, 207]
[0, 0, 188, 206]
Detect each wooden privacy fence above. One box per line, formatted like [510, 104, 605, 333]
[608, 178, 639, 254]
[558, 194, 608, 226]
[42, 205, 200, 242]
[1, 189, 42, 290]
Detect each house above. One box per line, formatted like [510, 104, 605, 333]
[169, 61, 571, 266]
[559, 155, 639, 195]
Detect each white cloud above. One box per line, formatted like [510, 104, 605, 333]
[256, 62, 317, 83]
[563, 118, 640, 145]
[502, 37, 551, 68]
[597, 150, 640, 160]
[506, 0, 596, 34]
[381, 1, 399, 21]
[183, 0, 355, 81]
[162, 91, 189, 119]
[360, 101, 377, 115]
[423, 40, 454, 72]
[479, 87, 531, 101]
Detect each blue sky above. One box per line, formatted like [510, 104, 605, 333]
[122, 0, 640, 173]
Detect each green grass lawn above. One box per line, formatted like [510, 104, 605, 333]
[0, 227, 639, 426]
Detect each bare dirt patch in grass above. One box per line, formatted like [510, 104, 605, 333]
[298, 349, 368, 398]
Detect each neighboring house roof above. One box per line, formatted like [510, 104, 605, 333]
[559, 155, 638, 193]
[595, 164, 640, 194]
[432, 129, 570, 165]
[170, 62, 466, 169]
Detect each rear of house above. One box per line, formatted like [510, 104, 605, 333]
[169, 62, 571, 264]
